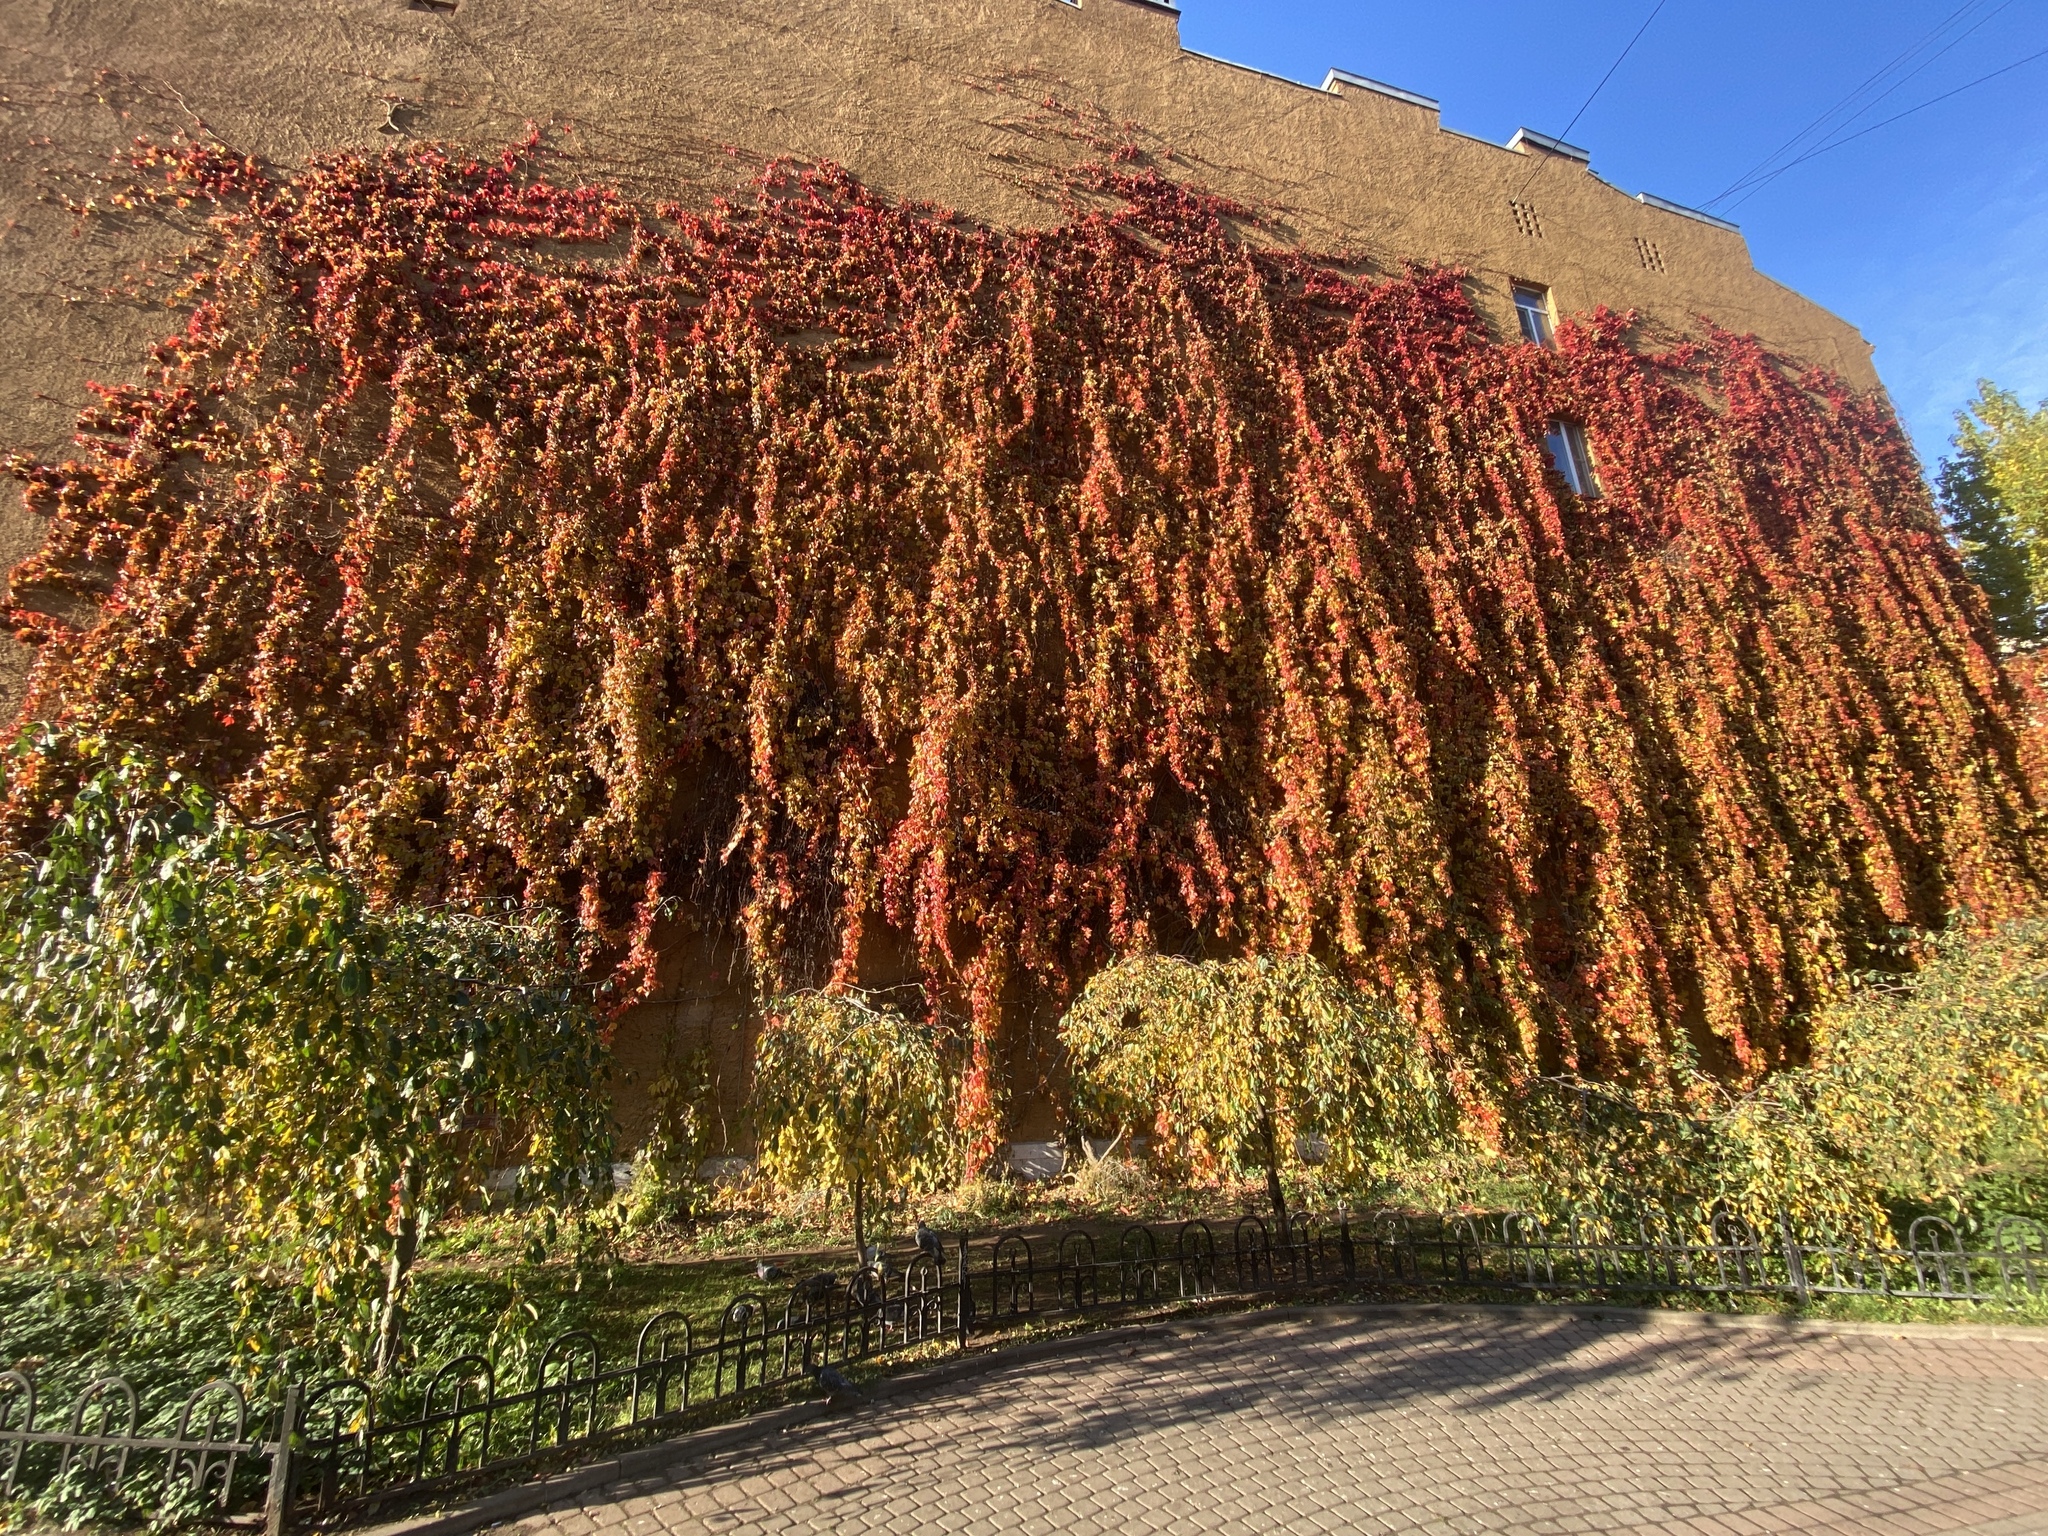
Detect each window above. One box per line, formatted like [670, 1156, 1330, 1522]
[1513, 284, 1555, 347]
[1544, 421, 1599, 497]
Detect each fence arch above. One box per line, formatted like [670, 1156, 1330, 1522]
[632, 1312, 695, 1421]
[1995, 1216, 2048, 1297]
[0, 1371, 35, 1498]
[530, 1332, 602, 1450]
[1234, 1216, 1274, 1291]
[1176, 1221, 1218, 1297]
[990, 1232, 1037, 1320]
[62, 1376, 139, 1486]
[418, 1356, 493, 1480]
[168, 1379, 247, 1510]
[1058, 1230, 1099, 1310]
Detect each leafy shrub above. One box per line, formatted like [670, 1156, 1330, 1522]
[0, 732, 613, 1373]
[1506, 917, 2048, 1239]
[1060, 953, 1451, 1224]
[749, 989, 954, 1260]
[1507, 1073, 1880, 1240]
[1806, 918, 2048, 1217]
[623, 1049, 716, 1231]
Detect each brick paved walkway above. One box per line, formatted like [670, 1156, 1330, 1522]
[510, 1307, 2048, 1536]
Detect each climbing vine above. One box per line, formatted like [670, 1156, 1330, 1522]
[5, 133, 2042, 1150]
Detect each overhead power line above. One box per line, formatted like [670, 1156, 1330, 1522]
[1802, 0, 2019, 147]
[1556, 0, 1671, 148]
[1702, 0, 2016, 209]
[1723, 41, 2048, 211]
[1513, 0, 1670, 198]
[1702, 0, 1987, 206]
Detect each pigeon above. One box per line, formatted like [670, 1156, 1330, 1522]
[915, 1220, 946, 1268]
[799, 1270, 840, 1296]
[815, 1363, 864, 1402]
[755, 1259, 789, 1282]
[860, 1242, 883, 1271]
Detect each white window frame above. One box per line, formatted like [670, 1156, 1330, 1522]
[1544, 421, 1599, 497]
[1512, 283, 1555, 347]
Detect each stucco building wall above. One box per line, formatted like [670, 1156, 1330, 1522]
[0, 0, 1884, 1150]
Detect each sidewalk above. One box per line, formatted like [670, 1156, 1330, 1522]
[464, 1304, 2048, 1535]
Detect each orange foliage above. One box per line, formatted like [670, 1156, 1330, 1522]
[5, 137, 2041, 1143]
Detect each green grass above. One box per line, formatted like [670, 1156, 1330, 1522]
[4, 1168, 2042, 1431]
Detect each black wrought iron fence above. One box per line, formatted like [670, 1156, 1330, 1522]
[289, 1255, 960, 1525]
[5, 1206, 2044, 1531]
[1008, 1206, 2048, 1311]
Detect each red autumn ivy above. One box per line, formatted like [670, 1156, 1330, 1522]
[5, 134, 2041, 1149]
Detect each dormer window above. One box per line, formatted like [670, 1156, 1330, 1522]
[1544, 421, 1599, 497]
[1513, 284, 1555, 347]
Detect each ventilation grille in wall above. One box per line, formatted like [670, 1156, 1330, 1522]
[1509, 200, 1543, 239]
[1634, 237, 1666, 273]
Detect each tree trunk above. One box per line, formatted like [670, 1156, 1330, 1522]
[852, 1172, 868, 1266]
[1260, 1110, 1288, 1236]
[374, 1156, 422, 1379]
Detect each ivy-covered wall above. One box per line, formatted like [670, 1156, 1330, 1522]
[0, 0, 1881, 719]
[5, 139, 2038, 1146]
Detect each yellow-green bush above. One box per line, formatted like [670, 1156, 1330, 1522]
[1506, 917, 2048, 1239]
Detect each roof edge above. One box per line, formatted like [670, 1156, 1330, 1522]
[1507, 127, 1591, 164]
[1635, 191, 1740, 233]
[1321, 68, 1440, 112]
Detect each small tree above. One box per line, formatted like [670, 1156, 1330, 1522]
[1504, 916, 2048, 1244]
[0, 733, 612, 1375]
[1060, 953, 1448, 1227]
[749, 989, 953, 1263]
[1803, 917, 2048, 1216]
[1940, 380, 2048, 639]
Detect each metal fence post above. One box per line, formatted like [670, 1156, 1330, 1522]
[262, 1384, 301, 1536]
[956, 1235, 975, 1348]
[1778, 1211, 1810, 1307]
[1339, 1206, 1356, 1281]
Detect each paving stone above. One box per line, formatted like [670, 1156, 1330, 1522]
[506, 1312, 2048, 1535]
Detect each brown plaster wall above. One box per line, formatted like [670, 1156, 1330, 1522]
[0, 0, 1883, 1149]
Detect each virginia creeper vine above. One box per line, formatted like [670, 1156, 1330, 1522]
[5, 134, 2041, 1149]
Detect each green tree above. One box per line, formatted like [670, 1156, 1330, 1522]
[1505, 1073, 1884, 1243]
[1804, 917, 2048, 1215]
[1509, 916, 2048, 1242]
[1059, 953, 1449, 1228]
[1940, 380, 2048, 640]
[749, 989, 954, 1263]
[0, 733, 612, 1375]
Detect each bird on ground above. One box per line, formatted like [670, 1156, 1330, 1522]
[815, 1363, 864, 1402]
[860, 1242, 884, 1272]
[755, 1259, 789, 1282]
[799, 1270, 840, 1296]
[916, 1220, 946, 1267]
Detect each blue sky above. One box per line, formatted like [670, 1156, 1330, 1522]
[1174, 0, 2048, 472]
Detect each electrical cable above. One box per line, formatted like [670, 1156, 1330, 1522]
[1723, 41, 2048, 211]
[1811, 0, 2016, 137]
[1511, 0, 1670, 200]
[1710, 0, 2019, 207]
[1556, 0, 1672, 149]
[1702, 0, 1996, 207]
[1703, 0, 1986, 205]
